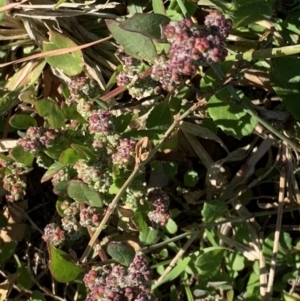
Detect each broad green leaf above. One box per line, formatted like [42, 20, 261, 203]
[196, 248, 226, 276]
[41, 162, 66, 183]
[146, 100, 172, 129]
[106, 19, 157, 62]
[48, 243, 83, 283]
[30, 290, 46, 301]
[184, 170, 199, 187]
[54, 181, 69, 195]
[0, 90, 20, 115]
[231, 2, 272, 28]
[43, 32, 84, 76]
[113, 113, 132, 133]
[207, 88, 257, 139]
[61, 103, 87, 124]
[164, 218, 177, 234]
[10, 145, 34, 166]
[139, 227, 158, 245]
[201, 200, 227, 223]
[152, 0, 166, 15]
[0, 241, 17, 267]
[120, 13, 170, 41]
[283, 291, 300, 301]
[152, 257, 191, 289]
[71, 144, 96, 160]
[17, 265, 34, 289]
[162, 161, 178, 178]
[59, 148, 84, 165]
[67, 180, 103, 207]
[35, 99, 65, 128]
[9, 113, 37, 129]
[226, 251, 245, 272]
[107, 241, 135, 267]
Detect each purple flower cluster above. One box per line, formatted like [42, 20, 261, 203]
[112, 138, 137, 169]
[42, 223, 65, 247]
[68, 76, 100, 99]
[79, 206, 102, 228]
[83, 254, 159, 301]
[147, 189, 171, 226]
[18, 126, 58, 154]
[151, 11, 232, 92]
[88, 110, 114, 135]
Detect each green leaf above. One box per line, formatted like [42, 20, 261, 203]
[146, 100, 172, 129]
[152, 257, 191, 289]
[0, 90, 20, 115]
[30, 290, 46, 301]
[0, 241, 17, 267]
[0, 211, 7, 228]
[10, 145, 35, 166]
[207, 88, 257, 139]
[17, 265, 34, 289]
[41, 162, 65, 183]
[120, 13, 170, 41]
[127, 0, 143, 14]
[107, 241, 135, 267]
[139, 227, 158, 245]
[152, 0, 166, 15]
[106, 19, 157, 62]
[67, 180, 103, 207]
[54, 181, 69, 195]
[59, 148, 84, 165]
[162, 161, 178, 178]
[201, 200, 228, 223]
[196, 248, 226, 276]
[113, 113, 132, 133]
[164, 218, 178, 234]
[9, 113, 37, 129]
[35, 99, 65, 129]
[231, 2, 272, 28]
[71, 144, 96, 160]
[184, 170, 199, 187]
[226, 251, 245, 272]
[0, 0, 5, 21]
[62, 103, 87, 124]
[48, 243, 83, 283]
[283, 291, 300, 301]
[43, 32, 84, 76]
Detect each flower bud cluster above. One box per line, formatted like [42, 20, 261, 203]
[61, 201, 81, 237]
[42, 223, 65, 247]
[147, 188, 171, 226]
[83, 254, 158, 301]
[51, 166, 76, 190]
[18, 126, 59, 154]
[79, 206, 102, 229]
[88, 110, 114, 135]
[112, 138, 136, 169]
[116, 49, 161, 99]
[151, 11, 232, 92]
[73, 159, 112, 193]
[68, 76, 101, 99]
[0, 160, 28, 201]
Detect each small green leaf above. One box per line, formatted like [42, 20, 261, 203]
[9, 113, 37, 129]
[62, 103, 87, 124]
[67, 180, 103, 207]
[30, 290, 46, 301]
[152, 0, 166, 15]
[107, 241, 135, 267]
[231, 2, 272, 28]
[162, 161, 178, 178]
[226, 251, 245, 272]
[202, 200, 228, 223]
[43, 32, 84, 76]
[120, 13, 170, 41]
[113, 113, 132, 133]
[184, 170, 199, 187]
[17, 265, 34, 289]
[54, 181, 69, 195]
[164, 218, 178, 234]
[10, 145, 35, 166]
[207, 88, 257, 139]
[196, 247, 226, 276]
[0, 241, 17, 267]
[0, 90, 20, 115]
[146, 101, 172, 130]
[106, 19, 157, 62]
[41, 162, 66, 183]
[48, 243, 83, 283]
[71, 144, 96, 160]
[0, 0, 5, 21]
[139, 227, 158, 245]
[35, 99, 65, 129]
[59, 148, 84, 165]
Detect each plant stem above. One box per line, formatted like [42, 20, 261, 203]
[226, 44, 300, 61]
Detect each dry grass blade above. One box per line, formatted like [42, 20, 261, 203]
[0, 0, 28, 13]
